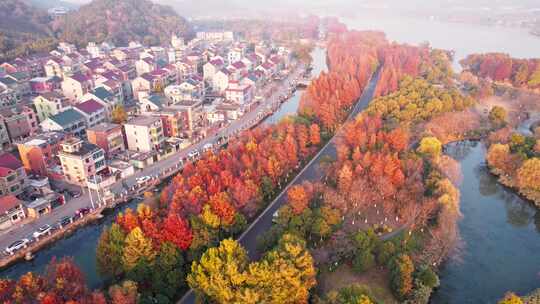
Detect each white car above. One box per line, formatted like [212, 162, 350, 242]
[136, 176, 151, 184]
[203, 143, 213, 151]
[188, 150, 200, 158]
[32, 224, 52, 239]
[5, 238, 29, 254]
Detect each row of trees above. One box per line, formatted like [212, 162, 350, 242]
[460, 53, 540, 89]
[367, 76, 475, 125]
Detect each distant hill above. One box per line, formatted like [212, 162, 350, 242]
[27, 0, 80, 10]
[0, 0, 56, 62]
[0, 0, 192, 62]
[51, 0, 192, 47]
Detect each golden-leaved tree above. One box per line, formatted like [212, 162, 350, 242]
[188, 234, 316, 304]
[122, 227, 156, 271]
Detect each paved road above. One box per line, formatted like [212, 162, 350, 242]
[179, 68, 382, 304]
[0, 64, 305, 254]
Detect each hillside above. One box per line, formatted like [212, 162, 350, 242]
[0, 0, 192, 63]
[51, 0, 192, 47]
[0, 0, 55, 62]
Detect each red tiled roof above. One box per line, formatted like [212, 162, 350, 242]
[74, 99, 104, 114]
[231, 61, 246, 69]
[0, 153, 22, 172]
[0, 195, 22, 214]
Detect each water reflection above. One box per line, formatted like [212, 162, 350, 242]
[432, 141, 540, 304]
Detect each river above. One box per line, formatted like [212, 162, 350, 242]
[0, 47, 330, 289]
[433, 141, 540, 303]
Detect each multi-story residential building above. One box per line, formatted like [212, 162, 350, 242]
[166, 99, 204, 135]
[124, 116, 165, 152]
[86, 123, 125, 158]
[61, 73, 94, 101]
[0, 195, 26, 230]
[0, 105, 38, 142]
[59, 137, 106, 186]
[73, 99, 106, 128]
[40, 109, 86, 138]
[228, 48, 243, 65]
[203, 58, 225, 82]
[17, 132, 66, 177]
[135, 58, 156, 76]
[213, 69, 231, 93]
[33, 92, 69, 122]
[29, 77, 61, 94]
[154, 110, 186, 138]
[0, 153, 28, 196]
[225, 81, 253, 105]
[44, 57, 64, 78]
[164, 80, 203, 104]
[131, 74, 154, 100]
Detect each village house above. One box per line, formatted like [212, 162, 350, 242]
[59, 137, 106, 186]
[73, 99, 106, 128]
[0, 195, 26, 230]
[40, 108, 86, 138]
[61, 73, 94, 101]
[0, 153, 28, 196]
[17, 132, 66, 177]
[33, 92, 69, 122]
[124, 116, 165, 152]
[86, 123, 125, 158]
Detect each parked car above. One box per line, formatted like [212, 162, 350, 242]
[188, 150, 200, 158]
[58, 216, 72, 227]
[136, 176, 151, 184]
[75, 207, 90, 217]
[32, 224, 52, 239]
[5, 239, 29, 254]
[203, 143, 213, 151]
[69, 190, 81, 198]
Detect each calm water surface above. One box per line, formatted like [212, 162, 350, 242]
[433, 141, 540, 303]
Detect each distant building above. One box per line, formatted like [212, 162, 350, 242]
[196, 31, 234, 42]
[124, 116, 165, 152]
[59, 137, 106, 186]
[0, 153, 28, 196]
[86, 123, 125, 158]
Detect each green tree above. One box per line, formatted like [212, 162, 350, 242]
[96, 223, 126, 279]
[375, 241, 396, 266]
[122, 227, 156, 271]
[353, 251, 375, 273]
[417, 267, 439, 288]
[390, 254, 415, 300]
[151, 242, 186, 300]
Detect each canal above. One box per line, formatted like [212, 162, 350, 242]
[0, 46, 330, 289]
